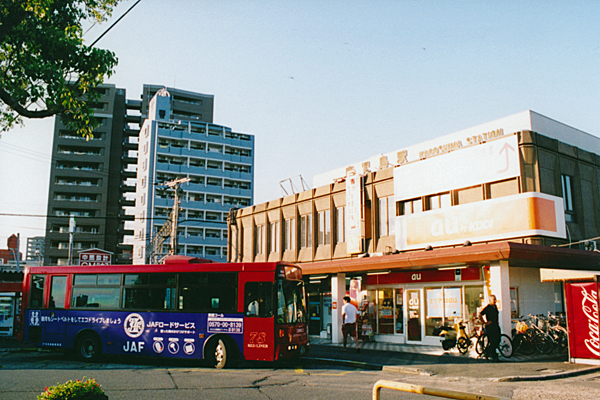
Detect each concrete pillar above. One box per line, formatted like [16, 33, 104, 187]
[331, 273, 346, 343]
[489, 260, 511, 336]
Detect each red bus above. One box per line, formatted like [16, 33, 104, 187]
[21, 256, 309, 368]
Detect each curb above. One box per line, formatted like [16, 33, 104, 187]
[492, 366, 600, 382]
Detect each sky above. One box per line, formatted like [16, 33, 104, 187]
[1, 0, 599, 256]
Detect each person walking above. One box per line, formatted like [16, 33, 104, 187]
[479, 294, 500, 361]
[342, 296, 360, 352]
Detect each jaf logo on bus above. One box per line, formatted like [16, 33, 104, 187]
[124, 313, 145, 338]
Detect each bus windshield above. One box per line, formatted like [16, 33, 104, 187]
[276, 279, 307, 324]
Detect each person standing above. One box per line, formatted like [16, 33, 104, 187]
[342, 296, 360, 352]
[479, 294, 500, 361]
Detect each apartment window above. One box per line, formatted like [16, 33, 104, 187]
[283, 218, 295, 251]
[426, 192, 451, 210]
[300, 214, 312, 249]
[336, 206, 345, 243]
[269, 221, 279, 253]
[318, 210, 331, 246]
[399, 198, 422, 215]
[254, 225, 264, 255]
[561, 174, 576, 222]
[378, 196, 396, 237]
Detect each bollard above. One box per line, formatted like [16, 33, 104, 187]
[372, 380, 510, 400]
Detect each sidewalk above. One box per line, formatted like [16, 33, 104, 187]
[305, 337, 600, 381]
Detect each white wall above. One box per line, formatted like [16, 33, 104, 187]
[509, 267, 562, 318]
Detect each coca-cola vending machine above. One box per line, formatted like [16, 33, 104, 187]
[565, 278, 600, 365]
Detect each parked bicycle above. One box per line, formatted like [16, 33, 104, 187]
[475, 326, 513, 359]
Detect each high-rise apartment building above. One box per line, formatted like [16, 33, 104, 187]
[132, 88, 254, 264]
[44, 84, 251, 265]
[25, 236, 45, 264]
[44, 84, 136, 265]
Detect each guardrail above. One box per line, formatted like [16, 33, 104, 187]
[372, 380, 510, 400]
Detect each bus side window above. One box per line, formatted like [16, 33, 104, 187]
[30, 275, 45, 308]
[49, 276, 67, 309]
[245, 282, 273, 318]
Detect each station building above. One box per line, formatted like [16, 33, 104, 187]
[227, 110, 600, 346]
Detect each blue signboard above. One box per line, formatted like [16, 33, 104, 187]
[27, 309, 244, 359]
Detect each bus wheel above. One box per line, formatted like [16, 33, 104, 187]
[76, 333, 102, 362]
[209, 338, 228, 369]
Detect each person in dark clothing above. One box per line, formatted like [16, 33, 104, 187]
[479, 294, 500, 361]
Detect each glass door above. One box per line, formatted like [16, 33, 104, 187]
[406, 289, 422, 342]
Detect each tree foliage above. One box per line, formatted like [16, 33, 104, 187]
[0, 0, 120, 138]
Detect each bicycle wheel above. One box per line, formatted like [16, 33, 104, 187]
[457, 337, 470, 354]
[515, 333, 535, 355]
[551, 327, 569, 354]
[498, 334, 513, 358]
[533, 333, 553, 354]
[476, 334, 488, 355]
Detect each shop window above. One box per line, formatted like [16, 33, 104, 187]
[425, 287, 463, 336]
[464, 285, 484, 323]
[377, 289, 394, 334]
[561, 174, 576, 222]
[395, 289, 404, 334]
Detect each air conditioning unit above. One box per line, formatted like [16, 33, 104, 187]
[584, 240, 597, 251]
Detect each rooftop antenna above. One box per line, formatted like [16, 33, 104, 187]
[279, 175, 310, 196]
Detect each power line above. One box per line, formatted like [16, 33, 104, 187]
[90, 0, 143, 47]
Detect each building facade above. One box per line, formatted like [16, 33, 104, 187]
[132, 89, 254, 264]
[228, 110, 600, 345]
[43, 85, 136, 265]
[25, 236, 45, 264]
[43, 84, 225, 266]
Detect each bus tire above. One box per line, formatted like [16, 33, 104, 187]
[208, 338, 229, 369]
[76, 332, 102, 362]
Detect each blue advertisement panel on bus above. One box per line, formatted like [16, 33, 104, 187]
[26, 309, 244, 358]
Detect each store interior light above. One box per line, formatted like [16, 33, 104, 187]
[309, 275, 329, 280]
[366, 270, 391, 275]
[438, 266, 468, 271]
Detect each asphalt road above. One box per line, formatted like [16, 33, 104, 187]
[2, 348, 600, 400]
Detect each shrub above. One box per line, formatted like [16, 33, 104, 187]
[38, 377, 106, 400]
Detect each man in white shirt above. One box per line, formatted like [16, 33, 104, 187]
[341, 296, 360, 352]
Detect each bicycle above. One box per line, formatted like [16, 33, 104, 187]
[527, 314, 554, 354]
[512, 318, 535, 355]
[476, 325, 513, 358]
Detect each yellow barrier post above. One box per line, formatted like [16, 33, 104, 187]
[372, 380, 510, 400]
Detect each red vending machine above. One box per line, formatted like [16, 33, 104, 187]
[565, 278, 600, 365]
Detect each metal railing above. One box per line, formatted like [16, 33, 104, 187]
[372, 380, 509, 400]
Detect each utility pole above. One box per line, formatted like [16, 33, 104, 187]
[146, 177, 190, 263]
[68, 216, 75, 265]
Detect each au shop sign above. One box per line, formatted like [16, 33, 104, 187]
[365, 267, 481, 286]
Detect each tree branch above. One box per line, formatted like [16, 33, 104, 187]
[0, 87, 62, 118]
